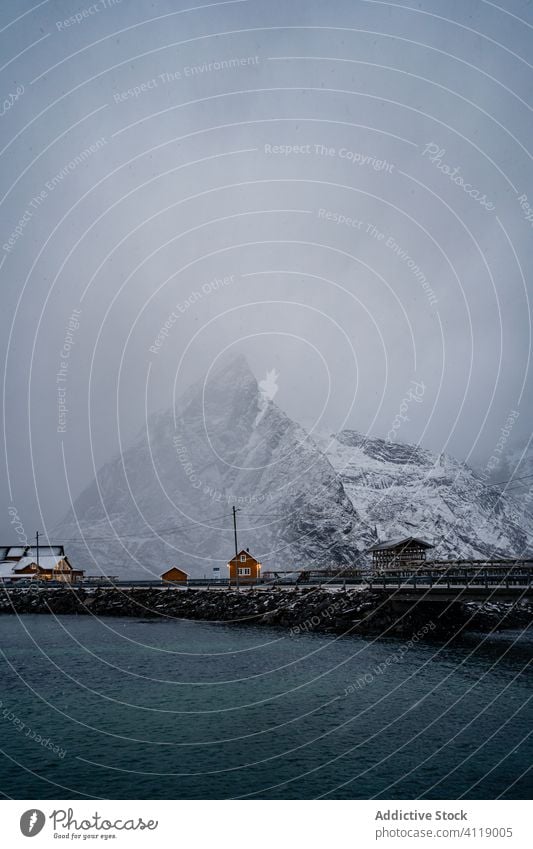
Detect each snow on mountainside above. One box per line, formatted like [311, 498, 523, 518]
[323, 430, 533, 560]
[55, 356, 370, 577]
[482, 442, 533, 525]
[55, 356, 533, 577]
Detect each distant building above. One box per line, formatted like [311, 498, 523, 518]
[0, 563, 30, 583]
[161, 567, 188, 583]
[227, 549, 261, 585]
[0, 545, 83, 583]
[367, 537, 434, 572]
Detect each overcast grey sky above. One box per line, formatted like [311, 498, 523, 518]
[1, 0, 532, 541]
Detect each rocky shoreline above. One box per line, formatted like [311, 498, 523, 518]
[0, 586, 531, 639]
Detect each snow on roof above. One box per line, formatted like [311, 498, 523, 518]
[0, 545, 66, 559]
[229, 549, 260, 562]
[25, 545, 64, 557]
[13, 557, 39, 571]
[367, 536, 434, 552]
[15, 555, 67, 571]
[161, 567, 188, 577]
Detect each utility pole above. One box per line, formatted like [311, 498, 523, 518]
[232, 506, 239, 591]
[35, 530, 39, 568]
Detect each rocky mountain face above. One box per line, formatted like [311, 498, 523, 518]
[55, 357, 533, 577]
[481, 442, 533, 528]
[323, 431, 532, 560]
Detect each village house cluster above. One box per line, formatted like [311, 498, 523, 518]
[160, 537, 435, 585]
[161, 548, 262, 585]
[0, 536, 438, 587]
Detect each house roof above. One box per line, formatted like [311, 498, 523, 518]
[0, 545, 65, 560]
[367, 536, 434, 553]
[228, 549, 260, 564]
[0, 562, 38, 579]
[24, 545, 64, 557]
[161, 567, 188, 577]
[6, 546, 27, 558]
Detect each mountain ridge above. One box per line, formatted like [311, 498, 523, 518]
[54, 356, 533, 576]
[55, 356, 370, 576]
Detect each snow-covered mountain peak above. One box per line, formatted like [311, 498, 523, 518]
[54, 359, 533, 577]
[55, 357, 368, 576]
[334, 429, 435, 468]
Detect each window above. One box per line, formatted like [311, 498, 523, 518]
[238, 567, 251, 576]
[240, 554, 246, 562]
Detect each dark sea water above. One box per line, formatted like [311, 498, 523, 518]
[0, 615, 531, 800]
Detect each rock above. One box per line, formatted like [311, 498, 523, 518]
[0, 586, 530, 639]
